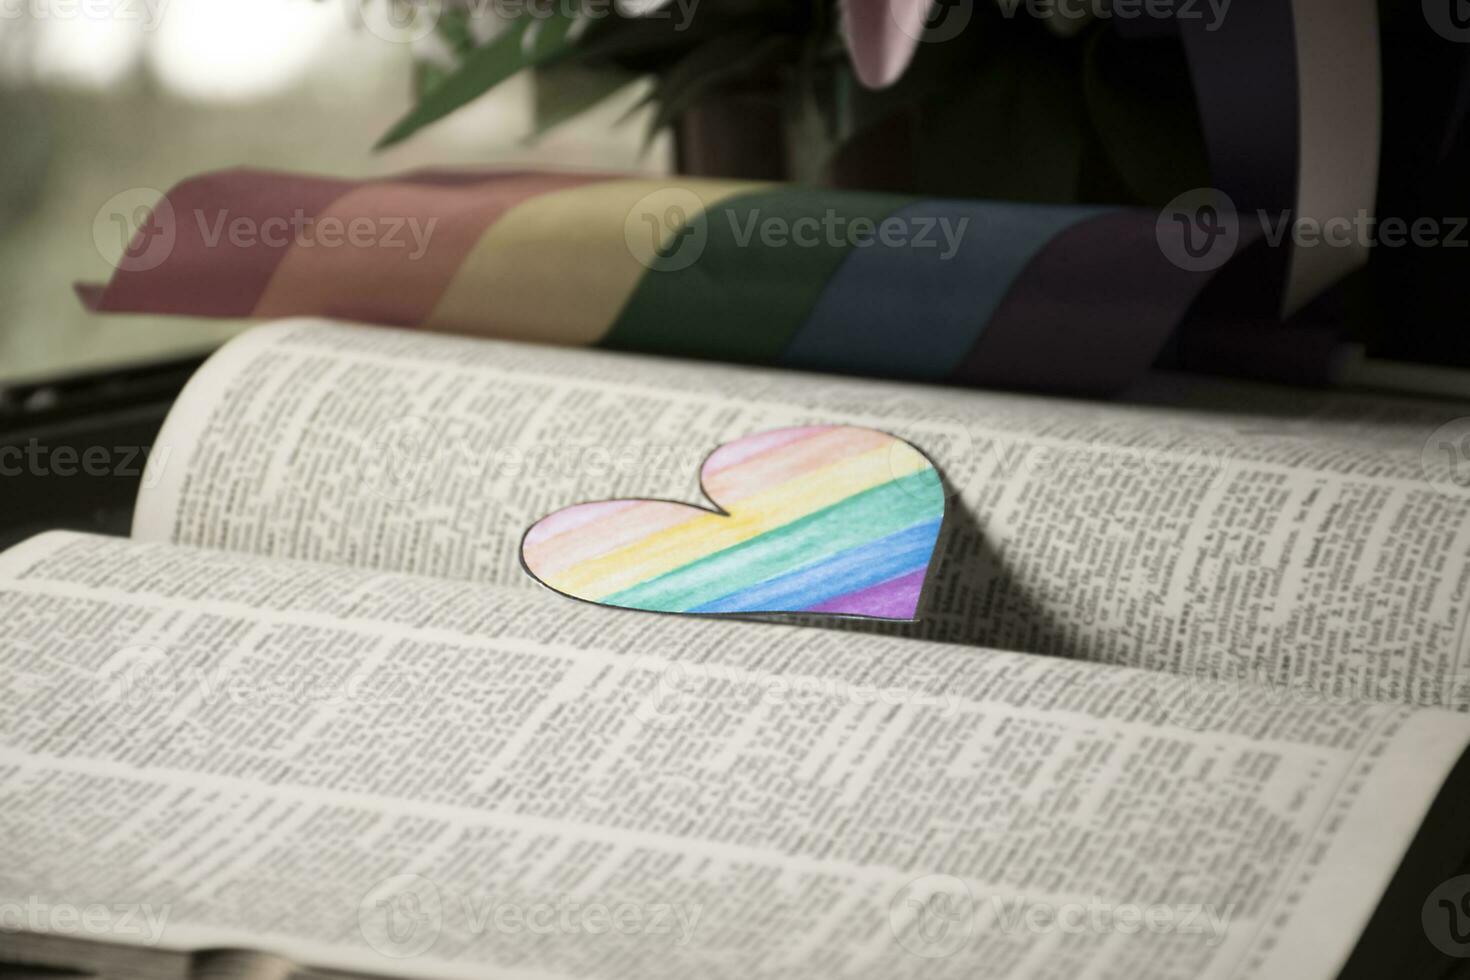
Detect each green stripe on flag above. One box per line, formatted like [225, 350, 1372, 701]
[602, 188, 915, 364]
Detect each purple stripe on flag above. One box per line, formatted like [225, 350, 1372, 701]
[806, 568, 928, 620]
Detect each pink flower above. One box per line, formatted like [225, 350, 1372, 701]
[618, 0, 941, 91]
[842, 0, 937, 88]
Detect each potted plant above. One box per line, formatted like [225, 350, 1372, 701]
[373, 0, 1214, 205]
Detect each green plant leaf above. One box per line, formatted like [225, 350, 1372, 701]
[563, 0, 813, 75]
[435, 8, 478, 58]
[529, 62, 640, 139]
[375, 8, 578, 150]
[643, 32, 796, 143]
[557, 15, 722, 72]
[412, 58, 451, 100]
[525, 7, 579, 60]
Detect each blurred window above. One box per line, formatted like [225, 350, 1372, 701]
[0, 0, 666, 383]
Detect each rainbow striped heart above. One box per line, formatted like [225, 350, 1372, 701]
[520, 426, 946, 621]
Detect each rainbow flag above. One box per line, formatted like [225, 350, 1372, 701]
[78, 168, 1252, 395]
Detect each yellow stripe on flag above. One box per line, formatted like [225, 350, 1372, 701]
[425, 177, 765, 345]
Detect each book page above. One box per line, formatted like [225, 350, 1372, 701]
[2, 531, 1466, 980]
[133, 319, 1470, 712]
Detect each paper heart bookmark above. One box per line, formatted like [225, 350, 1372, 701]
[520, 426, 946, 622]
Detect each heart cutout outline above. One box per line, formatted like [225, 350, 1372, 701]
[519, 426, 947, 622]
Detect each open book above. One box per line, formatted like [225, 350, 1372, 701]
[4, 319, 1470, 980]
